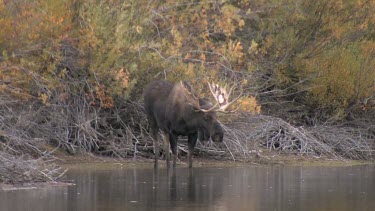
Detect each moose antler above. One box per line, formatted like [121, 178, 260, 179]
[180, 81, 201, 109]
[207, 82, 243, 112]
[180, 81, 243, 113]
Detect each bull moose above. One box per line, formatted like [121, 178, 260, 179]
[144, 80, 241, 168]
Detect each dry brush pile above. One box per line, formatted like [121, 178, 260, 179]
[206, 114, 375, 161]
[100, 110, 374, 162]
[0, 96, 67, 184]
[0, 151, 65, 184]
[1, 94, 374, 184]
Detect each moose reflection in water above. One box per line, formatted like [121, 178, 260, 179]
[1, 165, 374, 211]
[144, 80, 242, 168]
[153, 167, 225, 207]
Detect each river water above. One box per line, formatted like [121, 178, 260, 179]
[1, 164, 374, 211]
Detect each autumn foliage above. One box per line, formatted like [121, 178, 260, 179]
[2, 0, 374, 117]
[0, 0, 374, 163]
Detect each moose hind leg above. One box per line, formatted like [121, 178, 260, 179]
[162, 132, 170, 169]
[188, 133, 198, 168]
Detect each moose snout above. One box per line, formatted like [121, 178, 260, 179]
[211, 132, 223, 142]
[211, 122, 224, 142]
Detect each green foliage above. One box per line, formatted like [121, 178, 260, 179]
[75, 0, 162, 100]
[250, 0, 375, 119]
[298, 42, 375, 116]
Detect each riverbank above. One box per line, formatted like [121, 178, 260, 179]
[54, 148, 372, 170]
[2, 150, 372, 191]
[1, 142, 372, 186]
[1, 147, 372, 191]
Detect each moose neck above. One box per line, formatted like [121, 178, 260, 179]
[165, 84, 206, 134]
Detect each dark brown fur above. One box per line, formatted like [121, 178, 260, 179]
[144, 80, 224, 168]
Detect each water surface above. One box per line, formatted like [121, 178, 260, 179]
[1, 164, 374, 211]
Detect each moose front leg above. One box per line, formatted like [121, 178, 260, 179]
[162, 131, 170, 169]
[170, 134, 178, 168]
[151, 128, 159, 168]
[187, 133, 198, 168]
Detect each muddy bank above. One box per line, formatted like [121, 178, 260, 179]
[54, 148, 372, 169]
[1, 145, 372, 187]
[0, 181, 75, 191]
[1, 149, 372, 190]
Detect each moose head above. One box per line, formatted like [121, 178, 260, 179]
[179, 81, 243, 143]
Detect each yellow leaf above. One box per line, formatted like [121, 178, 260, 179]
[239, 19, 245, 28]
